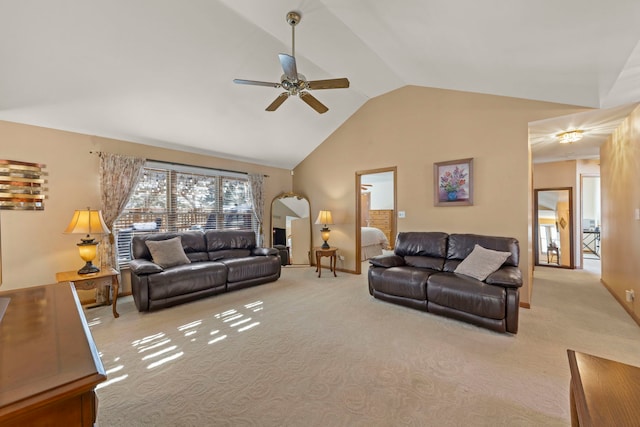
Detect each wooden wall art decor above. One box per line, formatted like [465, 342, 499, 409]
[0, 159, 47, 210]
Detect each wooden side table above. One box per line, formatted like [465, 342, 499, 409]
[315, 247, 337, 278]
[56, 267, 120, 318]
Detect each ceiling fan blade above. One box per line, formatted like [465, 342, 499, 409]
[266, 93, 289, 111]
[233, 79, 281, 88]
[307, 78, 350, 90]
[299, 92, 328, 114]
[278, 53, 298, 82]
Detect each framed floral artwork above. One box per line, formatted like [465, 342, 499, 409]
[434, 158, 473, 206]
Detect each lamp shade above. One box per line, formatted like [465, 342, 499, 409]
[315, 210, 334, 226]
[64, 208, 111, 237]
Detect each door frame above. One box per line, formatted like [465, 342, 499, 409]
[534, 187, 575, 269]
[580, 174, 600, 266]
[355, 166, 397, 274]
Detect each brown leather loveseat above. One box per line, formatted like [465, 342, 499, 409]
[129, 230, 281, 312]
[368, 232, 522, 334]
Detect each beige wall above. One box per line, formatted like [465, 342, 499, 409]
[293, 86, 587, 305]
[577, 159, 600, 175]
[533, 161, 577, 190]
[600, 105, 640, 322]
[0, 120, 292, 291]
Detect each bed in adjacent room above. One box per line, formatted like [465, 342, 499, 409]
[361, 226, 389, 261]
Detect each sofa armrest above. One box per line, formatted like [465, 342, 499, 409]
[129, 259, 164, 275]
[369, 254, 406, 268]
[485, 266, 522, 288]
[252, 247, 278, 256]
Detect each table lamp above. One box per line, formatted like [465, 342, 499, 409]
[64, 208, 111, 274]
[315, 210, 333, 249]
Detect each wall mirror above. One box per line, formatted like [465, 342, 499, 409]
[355, 167, 397, 274]
[270, 192, 311, 265]
[534, 187, 574, 268]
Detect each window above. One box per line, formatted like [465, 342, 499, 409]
[539, 224, 559, 254]
[113, 162, 256, 266]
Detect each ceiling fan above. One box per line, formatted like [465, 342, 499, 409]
[233, 11, 350, 114]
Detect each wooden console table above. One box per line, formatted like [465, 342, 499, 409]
[56, 267, 120, 318]
[567, 349, 640, 426]
[0, 283, 106, 426]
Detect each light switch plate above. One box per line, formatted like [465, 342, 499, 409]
[398, 211, 406, 218]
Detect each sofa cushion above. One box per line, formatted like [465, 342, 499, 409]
[485, 266, 523, 288]
[209, 249, 252, 261]
[395, 232, 449, 258]
[369, 255, 406, 268]
[205, 230, 256, 251]
[427, 273, 506, 320]
[219, 257, 281, 283]
[147, 262, 227, 299]
[145, 236, 191, 269]
[129, 259, 164, 274]
[404, 256, 445, 271]
[454, 244, 511, 281]
[187, 252, 210, 263]
[368, 266, 436, 300]
[447, 234, 519, 267]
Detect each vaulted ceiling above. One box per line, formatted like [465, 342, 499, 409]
[1, 1, 639, 168]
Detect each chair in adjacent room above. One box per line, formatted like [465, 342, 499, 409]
[547, 242, 560, 264]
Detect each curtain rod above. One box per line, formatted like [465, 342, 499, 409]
[90, 151, 268, 177]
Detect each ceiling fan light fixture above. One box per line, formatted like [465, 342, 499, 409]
[556, 130, 583, 144]
[233, 10, 350, 114]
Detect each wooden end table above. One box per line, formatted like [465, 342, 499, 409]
[56, 267, 120, 318]
[567, 349, 640, 426]
[315, 247, 337, 278]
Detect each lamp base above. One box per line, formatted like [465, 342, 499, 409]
[320, 226, 331, 250]
[78, 261, 100, 275]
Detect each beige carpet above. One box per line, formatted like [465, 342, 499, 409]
[87, 264, 640, 426]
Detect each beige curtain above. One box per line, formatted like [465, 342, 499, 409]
[98, 153, 146, 269]
[248, 173, 265, 247]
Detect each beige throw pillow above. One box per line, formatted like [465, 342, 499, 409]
[145, 236, 191, 269]
[454, 244, 511, 281]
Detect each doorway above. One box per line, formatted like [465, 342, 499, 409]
[581, 175, 601, 271]
[355, 167, 397, 274]
[534, 187, 574, 268]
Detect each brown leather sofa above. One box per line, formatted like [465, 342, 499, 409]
[368, 232, 522, 334]
[129, 230, 281, 312]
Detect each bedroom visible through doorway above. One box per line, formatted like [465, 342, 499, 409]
[355, 167, 397, 274]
